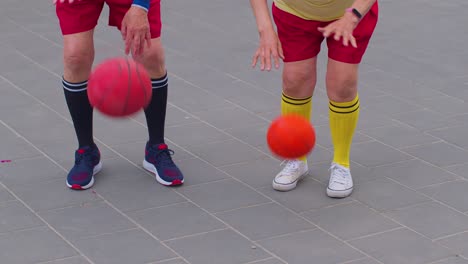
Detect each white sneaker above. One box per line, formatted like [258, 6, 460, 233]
[272, 160, 308, 191]
[327, 163, 353, 198]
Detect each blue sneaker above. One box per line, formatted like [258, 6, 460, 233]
[143, 143, 184, 186]
[66, 145, 102, 190]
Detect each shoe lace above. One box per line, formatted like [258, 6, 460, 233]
[281, 160, 301, 175]
[149, 147, 175, 167]
[329, 164, 349, 185]
[75, 151, 94, 167]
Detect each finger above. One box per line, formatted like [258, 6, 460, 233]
[265, 48, 272, 71]
[251, 51, 260, 68]
[121, 22, 127, 40]
[133, 35, 141, 56]
[125, 31, 133, 55]
[278, 42, 285, 60]
[343, 33, 349, 47]
[272, 49, 280, 69]
[145, 30, 152, 49]
[334, 30, 342, 41]
[260, 49, 265, 71]
[350, 35, 358, 48]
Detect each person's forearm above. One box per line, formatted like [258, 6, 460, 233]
[250, 0, 274, 33]
[350, 0, 376, 18]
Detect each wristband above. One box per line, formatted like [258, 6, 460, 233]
[346, 7, 362, 20]
[132, 0, 150, 11]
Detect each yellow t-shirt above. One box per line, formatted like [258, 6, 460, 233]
[274, 0, 355, 21]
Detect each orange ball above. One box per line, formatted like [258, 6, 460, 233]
[88, 57, 152, 117]
[267, 114, 316, 159]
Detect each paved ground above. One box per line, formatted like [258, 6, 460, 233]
[1, 0, 468, 263]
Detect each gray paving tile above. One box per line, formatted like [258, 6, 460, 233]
[129, 202, 226, 241]
[403, 142, 468, 167]
[168, 78, 230, 112]
[0, 103, 76, 147]
[350, 141, 413, 167]
[187, 139, 267, 167]
[392, 109, 460, 132]
[355, 109, 399, 131]
[8, 178, 102, 212]
[165, 122, 232, 147]
[362, 124, 440, 149]
[147, 259, 187, 264]
[219, 157, 282, 189]
[178, 179, 269, 213]
[172, 157, 230, 186]
[0, 78, 37, 111]
[352, 178, 430, 212]
[165, 229, 270, 264]
[39, 200, 135, 241]
[193, 106, 268, 131]
[222, 82, 278, 114]
[349, 228, 453, 264]
[372, 159, 460, 189]
[361, 95, 423, 116]
[420, 181, 468, 213]
[0, 184, 16, 203]
[345, 258, 381, 264]
[258, 178, 349, 213]
[259, 229, 363, 264]
[445, 163, 468, 179]
[224, 123, 269, 148]
[216, 202, 315, 241]
[132, 105, 198, 128]
[314, 125, 374, 150]
[74, 229, 175, 264]
[385, 201, 468, 239]
[359, 69, 443, 100]
[243, 258, 283, 264]
[303, 201, 400, 241]
[437, 232, 468, 259]
[0, 133, 41, 161]
[0, 226, 77, 264]
[0, 157, 64, 187]
[416, 95, 468, 116]
[428, 126, 468, 151]
[40, 256, 91, 264]
[0, 201, 43, 233]
[93, 168, 187, 213]
[430, 257, 468, 264]
[93, 115, 149, 146]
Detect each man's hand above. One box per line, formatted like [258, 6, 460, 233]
[318, 12, 359, 48]
[121, 6, 151, 56]
[252, 27, 284, 71]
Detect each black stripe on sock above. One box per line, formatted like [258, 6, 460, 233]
[329, 99, 360, 109]
[282, 98, 311, 106]
[151, 73, 168, 89]
[282, 93, 312, 101]
[329, 105, 360, 114]
[62, 79, 88, 91]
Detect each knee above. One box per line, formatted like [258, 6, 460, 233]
[326, 74, 358, 102]
[282, 68, 315, 97]
[63, 47, 94, 76]
[134, 43, 165, 77]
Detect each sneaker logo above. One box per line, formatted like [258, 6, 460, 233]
[72, 172, 90, 181]
[158, 144, 168, 150]
[164, 169, 179, 178]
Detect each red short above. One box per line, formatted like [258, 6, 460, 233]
[56, 0, 162, 38]
[272, 2, 378, 64]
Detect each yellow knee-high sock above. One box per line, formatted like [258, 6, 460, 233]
[329, 95, 360, 168]
[281, 92, 312, 162]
